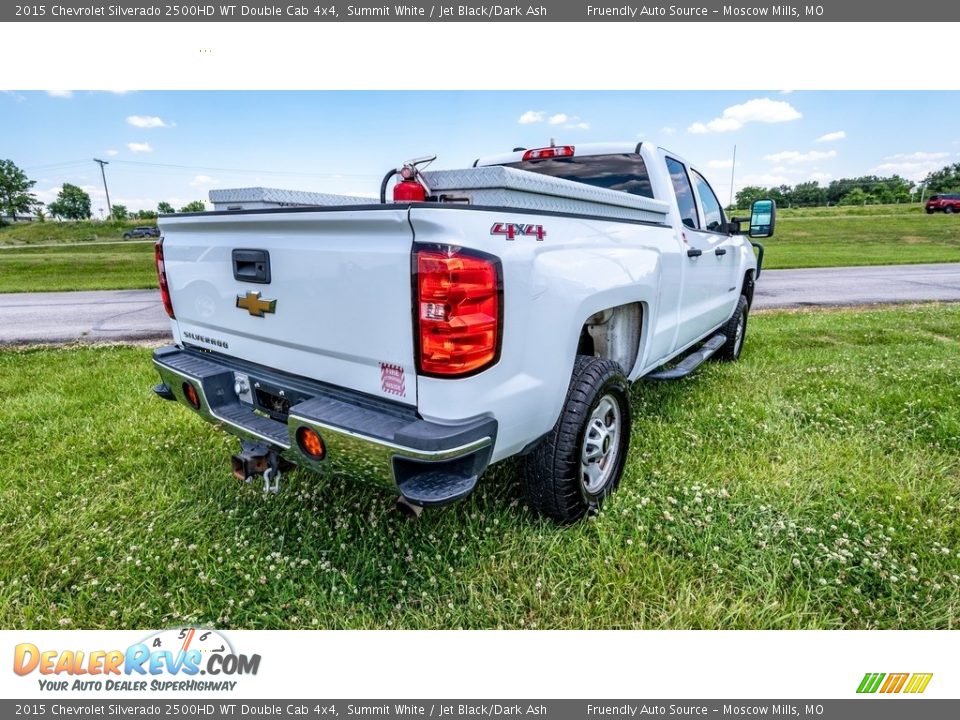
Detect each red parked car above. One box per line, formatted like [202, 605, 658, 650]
[926, 193, 960, 214]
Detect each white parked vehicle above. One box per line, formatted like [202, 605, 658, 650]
[152, 142, 775, 522]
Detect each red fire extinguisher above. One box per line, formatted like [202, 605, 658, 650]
[391, 156, 435, 203]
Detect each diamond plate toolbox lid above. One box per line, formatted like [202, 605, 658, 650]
[209, 187, 372, 210]
[421, 166, 670, 223]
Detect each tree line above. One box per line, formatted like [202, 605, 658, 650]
[0, 158, 205, 224]
[735, 163, 960, 210]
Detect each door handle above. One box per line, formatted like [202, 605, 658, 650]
[715, 247, 727, 256]
[687, 248, 703, 258]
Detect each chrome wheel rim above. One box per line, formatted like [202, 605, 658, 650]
[733, 312, 745, 355]
[580, 394, 622, 495]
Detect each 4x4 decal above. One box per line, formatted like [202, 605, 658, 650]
[491, 222, 546, 241]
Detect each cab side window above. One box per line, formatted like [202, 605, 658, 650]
[692, 170, 726, 232]
[666, 157, 699, 230]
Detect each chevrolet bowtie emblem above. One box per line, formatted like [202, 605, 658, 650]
[236, 291, 277, 317]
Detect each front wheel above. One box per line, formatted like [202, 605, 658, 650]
[946, 206, 955, 215]
[714, 294, 749, 362]
[520, 356, 631, 523]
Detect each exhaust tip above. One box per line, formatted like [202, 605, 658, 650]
[395, 496, 424, 520]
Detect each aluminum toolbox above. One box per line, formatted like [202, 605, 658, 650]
[209, 187, 371, 211]
[421, 166, 671, 223]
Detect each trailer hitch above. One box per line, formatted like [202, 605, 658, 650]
[231, 440, 285, 494]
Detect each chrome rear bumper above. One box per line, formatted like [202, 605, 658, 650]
[152, 346, 496, 505]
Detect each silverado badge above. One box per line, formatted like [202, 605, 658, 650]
[236, 291, 277, 317]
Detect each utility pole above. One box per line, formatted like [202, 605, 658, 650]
[93, 158, 112, 218]
[728, 145, 737, 209]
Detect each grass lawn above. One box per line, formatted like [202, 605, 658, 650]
[0, 242, 155, 293]
[0, 305, 957, 630]
[0, 220, 153, 246]
[768, 208, 960, 269]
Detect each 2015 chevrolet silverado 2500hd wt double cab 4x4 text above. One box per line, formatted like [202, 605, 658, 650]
[152, 142, 775, 523]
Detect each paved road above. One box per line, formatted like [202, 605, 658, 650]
[0, 263, 958, 344]
[752, 263, 960, 309]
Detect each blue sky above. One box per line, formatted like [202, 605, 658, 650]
[3, 90, 959, 213]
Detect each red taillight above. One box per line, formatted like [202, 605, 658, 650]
[416, 248, 501, 377]
[296, 427, 326, 460]
[155, 239, 174, 319]
[182, 382, 201, 409]
[522, 145, 575, 161]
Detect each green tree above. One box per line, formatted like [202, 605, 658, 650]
[838, 187, 873, 206]
[790, 181, 826, 207]
[47, 183, 92, 220]
[136, 209, 158, 220]
[734, 186, 767, 210]
[157, 201, 175, 215]
[924, 162, 960, 194]
[110, 204, 128, 221]
[179, 200, 205, 213]
[0, 158, 38, 224]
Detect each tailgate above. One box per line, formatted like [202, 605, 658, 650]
[159, 207, 417, 405]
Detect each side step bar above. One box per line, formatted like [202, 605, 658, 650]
[645, 333, 727, 381]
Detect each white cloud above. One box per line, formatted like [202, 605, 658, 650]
[548, 113, 567, 125]
[518, 110, 545, 124]
[868, 151, 951, 180]
[105, 149, 119, 157]
[566, 121, 590, 130]
[808, 172, 833, 184]
[780, 90, 794, 95]
[707, 159, 733, 170]
[127, 115, 172, 128]
[688, 97, 802, 134]
[815, 130, 846, 143]
[189, 175, 219, 187]
[661, 126, 676, 136]
[127, 142, 153, 153]
[46, 90, 73, 98]
[884, 151, 950, 161]
[871, 161, 947, 181]
[764, 149, 837, 164]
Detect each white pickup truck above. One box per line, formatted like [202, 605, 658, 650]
[152, 142, 775, 523]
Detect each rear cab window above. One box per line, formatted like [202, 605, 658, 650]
[501, 153, 655, 199]
[665, 157, 699, 230]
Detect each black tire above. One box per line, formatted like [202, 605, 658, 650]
[715, 295, 749, 362]
[123, 233, 131, 239]
[926, 208, 936, 214]
[946, 206, 955, 215]
[520, 355, 631, 523]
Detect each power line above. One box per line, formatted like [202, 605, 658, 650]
[108, 159, 379, 179]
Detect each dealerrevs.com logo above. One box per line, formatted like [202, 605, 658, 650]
[13, 628, 260, 693]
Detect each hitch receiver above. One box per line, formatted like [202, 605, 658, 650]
[231, 440, 273, 481]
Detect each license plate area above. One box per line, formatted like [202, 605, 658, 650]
[250, 378, 311, 422]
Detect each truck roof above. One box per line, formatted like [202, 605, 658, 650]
[475, 142, 648, 167]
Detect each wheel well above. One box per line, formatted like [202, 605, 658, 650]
[742, 269, 756, 308]
[577, 302, 643, 374]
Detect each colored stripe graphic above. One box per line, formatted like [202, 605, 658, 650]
[857, 672, 932, 694]
[857, 673, 885, 693]
[904, 673, 934, 694]
[880, 673, 909, 693]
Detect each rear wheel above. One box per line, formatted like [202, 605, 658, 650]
[946, 206, 955, 215]
[926, 207, 936, 214]
[714, 295, 749, 362]
[520, 356, 631, 523]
